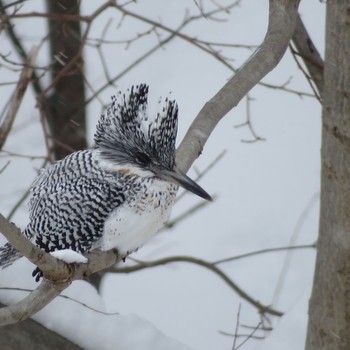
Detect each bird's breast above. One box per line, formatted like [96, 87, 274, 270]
[99, 179, 177, 255]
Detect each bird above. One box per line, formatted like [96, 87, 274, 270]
[0, 84, 211, 280]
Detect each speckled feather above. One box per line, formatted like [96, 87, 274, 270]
[0, 84, 179, 274]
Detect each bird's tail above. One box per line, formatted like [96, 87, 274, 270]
[0, 242, 22, 268]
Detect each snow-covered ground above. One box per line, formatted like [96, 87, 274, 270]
[0, 1, 324, 349]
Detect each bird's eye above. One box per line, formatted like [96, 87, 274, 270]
[135, 152, 151, 166]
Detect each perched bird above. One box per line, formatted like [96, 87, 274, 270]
[0, 84, 211, 279]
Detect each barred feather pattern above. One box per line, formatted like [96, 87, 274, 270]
[0, 150, 127, 268]
[94, 84, 178, 169]
[0, 84, 179, 273]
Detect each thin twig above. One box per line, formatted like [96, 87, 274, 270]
[289, 44, 321, 102]
[291, 13, 324, 99]
[213, 243, 316, 265]
[232, 303, 241, 350]
[235, 322, 262, 350]
[161, 195, 216, 231]
[0, 46, 38, 150]
[109, 255, 283, 317]
[272, 192, 319, 306]
[175, 150, 226, 203]
[0, 287, 119, 316]
[235, 94, 266, 143]
[0, 160, 10, 175]
[0, 150, 47, 160]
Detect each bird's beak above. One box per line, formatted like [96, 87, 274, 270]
[155, 166, 212, 201]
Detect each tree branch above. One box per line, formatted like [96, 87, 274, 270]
[0, 213, 122, 325]
[0, 280, 68, 326]
[0, 46, 38, 150]
[0, 213, 71, 280]
[0, 1, 43, 96]
[109, 256, 283, 317]
[291, 13, 324, 99]
[176, 0, 301, 173]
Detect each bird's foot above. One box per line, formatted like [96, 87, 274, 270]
[32, 267, 43, 282]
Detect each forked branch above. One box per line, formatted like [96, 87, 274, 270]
[176, 0, 301, 172]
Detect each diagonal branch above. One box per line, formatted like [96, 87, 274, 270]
[291, 13, 324, 99]
[176, 0, 301, 173]
[0, 213, 71, 280]
[0, 46, 38, 150]
[0, 280, 68, 326]
[109, 256, 283, 317]
[0, 212, 122, 325]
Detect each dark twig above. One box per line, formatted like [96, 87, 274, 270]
[289, 44, 321, 102]
[213, 243, 316, 265]
[109, 255, 283, 317]
[0, 46, 38, 151]
[291, 13, 324, 99]
[235, 94, 266, 143]
[0, 2, 43, 95]
[0, 287, 119, 316]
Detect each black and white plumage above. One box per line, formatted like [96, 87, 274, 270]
[0, 84, 211, 278]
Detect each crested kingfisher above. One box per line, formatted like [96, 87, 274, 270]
[0, 84, 211, 279]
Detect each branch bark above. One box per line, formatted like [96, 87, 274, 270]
[0, 46, 38, 150]
[0, 213, 122, 325]
[291, 13, 324, 99]
[305, 2, 350, 349]
[0, 302, 83, 350]
[45, 0, 87, 160]
[109, 255, 283, 317]
[176, 0, 301, 172]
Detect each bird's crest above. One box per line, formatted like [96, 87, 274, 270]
[94, 84, 178, 169]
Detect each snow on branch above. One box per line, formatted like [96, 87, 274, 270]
[0, 213, 122, 325]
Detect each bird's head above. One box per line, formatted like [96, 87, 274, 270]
[94, 84, 211, 201]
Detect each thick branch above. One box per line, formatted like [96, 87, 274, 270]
[176, 0, 301, 172]
[0, 280, 67, 326]
[0, 213, 122, 325]
[0, 213, 71, 280]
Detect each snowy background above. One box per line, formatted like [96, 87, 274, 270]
[0, 0, 324, 349]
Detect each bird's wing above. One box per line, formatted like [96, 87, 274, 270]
[25, 150, 126, 253]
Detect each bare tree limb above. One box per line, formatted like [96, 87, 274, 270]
[0, 213, 71, 280]
[213, 243, 316, 265]
[291, 13, 324, 99]
[0, 46, 38, 150]
[176, 0, 301, 173]
[0, 280, 68, 326]
[0, 212, 122, 325]
[0, 2, 43, 96]
[109, 255, 283, 317]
